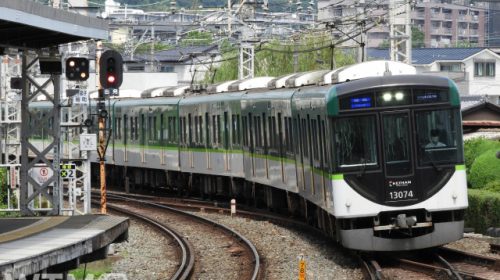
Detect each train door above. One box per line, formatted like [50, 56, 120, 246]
[123, 114, 128, 162]
[381, 111, 415, 203]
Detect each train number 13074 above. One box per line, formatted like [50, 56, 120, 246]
[388, 190, 414, 200]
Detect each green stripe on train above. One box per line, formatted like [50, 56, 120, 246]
[455, 164, 465, 171]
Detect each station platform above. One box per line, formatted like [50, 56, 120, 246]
[0, 215, 129, 279]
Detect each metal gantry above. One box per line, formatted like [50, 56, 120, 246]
[20, 51, 62, 216]
[0, 53, 21, 211]
[239, 42, 255, 80]
[389, 0, 412, 64]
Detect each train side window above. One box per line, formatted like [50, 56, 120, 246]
[148, 115, 153, 141]
[320, 119, 327, 167]
[302, 118, 308, 158]
[232, 114, 237, 145]
[130, 116, 134, 141]
[188, 114, 193, 145]
[224, 112, 229, 148]
[242, 116, 247, 147]
[123, 115, 128, 144]
[205, 113, 210, 145]
[141, 114, 146, 145]
[267, 116, 272, 150]
[167, 116, 172, 143]
[262, 113, 267, 150]
[294, 117, 300, 156]
[181, 117, 184, 144]
[153, 116, 157, 141]
[135, 117, 139, 140]
[237, 114, 241, 145]
[194, 114, 199, 144]
[160, 114, 164, 143]
[254, 116, 260, 148]
[173, 116, 177, 143]
[311, 118, 318, 161]
[212, 115, 217, 145]
[277, 113, 283, 155]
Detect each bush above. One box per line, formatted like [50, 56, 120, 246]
[468, 149, 500, 189]
[463, 138, 500, 173]
[465, 189, 500, 233]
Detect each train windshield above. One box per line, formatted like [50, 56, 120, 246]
[415, 109, 463, 166]
[382, 112, 411, 176]
[334, 115, 378, 168]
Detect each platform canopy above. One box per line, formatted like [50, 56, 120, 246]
[0, 0, 108, 49]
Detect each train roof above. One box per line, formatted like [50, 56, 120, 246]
[332, 74, 453, 96]
[179, 91, 245, 105]
[242, 87, 296, 100]
[112, 96, 181, 107]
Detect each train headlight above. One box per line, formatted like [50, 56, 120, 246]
[382, 92, 392, 102]
[395, 92, 404, 101]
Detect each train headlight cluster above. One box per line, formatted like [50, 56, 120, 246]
[382, 92, 405, 102]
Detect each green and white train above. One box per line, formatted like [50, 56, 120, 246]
[31, 61, 468, 251]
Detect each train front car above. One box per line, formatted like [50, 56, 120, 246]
[329, 75, 467, 251]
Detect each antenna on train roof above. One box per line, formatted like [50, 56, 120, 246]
[384, 61, 392, 76]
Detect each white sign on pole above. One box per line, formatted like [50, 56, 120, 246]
[72, 90, 89, 105]
[80, 133, 97, 151]
[29, 166, 54, 186]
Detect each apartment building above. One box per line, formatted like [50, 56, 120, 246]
[318, 0, 489, 48]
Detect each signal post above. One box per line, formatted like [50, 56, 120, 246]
[97, 48, 123, 214]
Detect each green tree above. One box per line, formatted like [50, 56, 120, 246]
[179, 31, 214, 47]
[411, 27, 425, 48]
[207, 33, 356, 83]
[378, 27, 425, 48]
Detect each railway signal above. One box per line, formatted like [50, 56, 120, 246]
[65, 57, 89, 81]
[99, 50, 123, 89]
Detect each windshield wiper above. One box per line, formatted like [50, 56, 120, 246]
[426, 150, 442, 172]
[357, 157, 368, 178]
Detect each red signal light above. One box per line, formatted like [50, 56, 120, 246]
[107, 75, 116, 84]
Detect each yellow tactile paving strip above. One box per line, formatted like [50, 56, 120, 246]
[0, 216, 69, 244]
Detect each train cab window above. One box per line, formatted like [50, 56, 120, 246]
[333, 116, 378, 169]
[382, 113, 411, 176]
[415, 109, 463, 166]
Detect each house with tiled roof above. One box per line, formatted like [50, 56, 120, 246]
[460, 95, 500, 130]
[368, 48, 500, 96]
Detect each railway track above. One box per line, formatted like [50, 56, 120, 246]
[491, 243, 500, 254]
[105, 193, 261, 280]
[103, 202, 195, 280]
[360, 246, 500, 280]
[99, 189, 323, 234]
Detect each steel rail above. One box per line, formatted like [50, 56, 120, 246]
[101, 202, 195, 280]
[107, 193, 261, 280]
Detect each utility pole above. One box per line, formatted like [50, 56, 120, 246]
[356, 0, 366, 63]
[389, 0, 412, 64]
[96, 41, 106, 214]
